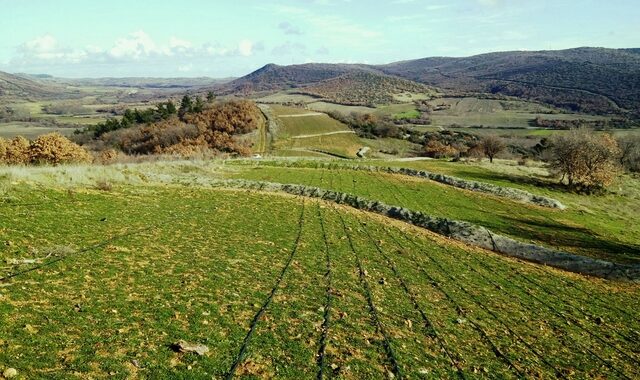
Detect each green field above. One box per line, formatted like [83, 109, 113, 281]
[224, 161, 640, 265]
[426, 97, 610, 129]
[1, 162, 638, 379]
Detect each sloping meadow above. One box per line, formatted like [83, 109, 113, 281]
[1, 180, 639, 378]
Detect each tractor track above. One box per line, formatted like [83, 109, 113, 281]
[356, 218, 466, 378]
[225, 199, 306, 379]
[335, 208, 403, 379]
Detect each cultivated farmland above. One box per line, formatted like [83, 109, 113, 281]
[1, 161, 638, 378]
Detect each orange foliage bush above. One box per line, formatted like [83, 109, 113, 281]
[103, 100, 262, 157]
[424, 140, 459, 158]
[3, 136, 31, 164]
[29, 133, 92, 164]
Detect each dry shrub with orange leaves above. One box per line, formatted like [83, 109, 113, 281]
[102, 100, 261, 157]
[29, 133, 92, 165]
[549, 128, 621, 190]
[2, 136, 31, 164]
[423, 139, 459, 159]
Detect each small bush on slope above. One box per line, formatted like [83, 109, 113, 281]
[30, 133, 92, 165]
[0, 134, 91, 165]
[2, 136, 31, 164]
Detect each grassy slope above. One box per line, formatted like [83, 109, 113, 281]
[1, 175, 638, 378]
[269, 105, 363, 157]
[426, 97, 610, 129]
[226, 161, 640, 265]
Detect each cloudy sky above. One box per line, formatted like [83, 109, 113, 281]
[1, 0, 638, 78]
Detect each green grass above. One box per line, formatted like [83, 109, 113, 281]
[225, 161, 640, 265]
[426, 97, 611, 129]
[282, 133, 363, 158]
[0, 174, 638, 378]
[267, 106, 363, 157]
[270, 105, 315, 116]
[393, 109, 420, 120]
[306, 102, 377, 114]
[277, 114, 350, 138]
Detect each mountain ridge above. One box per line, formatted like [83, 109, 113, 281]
[221, 47, 640, 116]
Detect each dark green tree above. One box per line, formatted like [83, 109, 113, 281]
[179, 95, 193, 119]
[166, 100, 177, 115]
[193, 96, 205, 113]
[206, 91, 216, 102]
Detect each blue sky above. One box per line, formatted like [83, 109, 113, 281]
[1, 0, 638, 78]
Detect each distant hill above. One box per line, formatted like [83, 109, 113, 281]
[0, 71, 64, 99]
[220, 63, 378, 94]
[224, 47, 640, 116]
[377, 47, 640, 115]
[299, 71, 432, 106]
[56, 77, 232, 89]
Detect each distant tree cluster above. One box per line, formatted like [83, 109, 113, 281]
[0, 133, 91, 165]
[92, 100, 262, 157]
[83, 101, 178, 137]
[301, 72, 429, 107]
[531, 116, 636, 130]
[327, 111, 400, 139]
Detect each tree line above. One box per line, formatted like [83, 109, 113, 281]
[82, 92, 217, 138]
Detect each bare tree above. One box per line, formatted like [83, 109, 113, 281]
[481, 135, 505, 163]
[549, 128, 621, 190]
[617, 135, 640, 172]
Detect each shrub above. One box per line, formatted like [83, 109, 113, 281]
[617, 135, 640, 173]
[424, 140, 459, 158]
[0, 137, 7, 162]
[29, 133, 92, 165]
[4, 136, 31, 164]
[94, 180, 113, 191]
[549, 128, 621, 190]
[96, 149, 120, 164]
[96, 100, 261, 157]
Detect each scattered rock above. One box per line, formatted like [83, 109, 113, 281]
[595, 316, 605, 325]
[171, 340, 210, 356]
[455, 318, 467, 324]
[378, 277, 387, 285]
[3, 368, 17, 378]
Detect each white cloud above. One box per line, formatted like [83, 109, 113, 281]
[238, 40, 254, 57]
[109, 30, 163, 59]
[169, 37, 193, 50]
[10, 32, 257, 67]
[177, 63, 193, 72]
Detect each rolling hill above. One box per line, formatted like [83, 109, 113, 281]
[220, 62, 377, 94]
[0, 71, 65, 100]
[299, 71, 432, 106]
[377, 47, 640, 115]
[223, 47, 640, 116]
